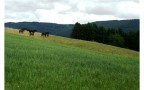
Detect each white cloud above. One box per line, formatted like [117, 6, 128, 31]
[5, 0, 139, 24]
[54, 3, 71, 12]
[116, 1, 139, 19]
[5, 11, 39, 22]
[34, 9, 86, 24]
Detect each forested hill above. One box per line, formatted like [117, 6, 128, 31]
[5, 19, 139, 37]
[94, 19, 139, 32]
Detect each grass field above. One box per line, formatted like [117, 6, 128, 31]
[5, 28, 139, 90]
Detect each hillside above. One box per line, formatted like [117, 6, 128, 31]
[5, 28, 139, 90]
[5, 19, 139, 37]
[5, 22, 73, 37]
[5, 28, 139, 57]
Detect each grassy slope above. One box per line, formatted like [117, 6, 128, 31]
[5, 28, 139, 90]
[5, 28, 139, 57]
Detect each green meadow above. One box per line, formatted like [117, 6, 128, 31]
[5, 28, 139, 90]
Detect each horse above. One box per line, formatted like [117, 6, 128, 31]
[19, 28, 28, 34]
[27, 29, 37, 36]
[41, 32, 49, 37]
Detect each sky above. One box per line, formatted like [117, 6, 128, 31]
[5, 0, 139, 24]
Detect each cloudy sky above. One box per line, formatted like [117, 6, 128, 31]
[5, 0, 139, 24]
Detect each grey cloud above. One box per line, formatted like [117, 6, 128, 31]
[5, 0, 55, 12]
[69, 0, 139, 13]
[72, 0, 139, 19]
[82, 3, 117, 15]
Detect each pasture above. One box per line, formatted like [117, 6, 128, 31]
[5, 28, 139, 90]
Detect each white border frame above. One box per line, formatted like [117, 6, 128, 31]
[0, 0, 4, 89]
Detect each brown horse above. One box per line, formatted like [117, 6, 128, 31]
[19, 28, 28, 34]
[27, 29, 37, 36]
[41, 32, 49, 37]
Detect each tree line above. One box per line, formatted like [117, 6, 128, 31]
[71, 22, 139, 51]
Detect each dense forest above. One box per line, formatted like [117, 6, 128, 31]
[71, 22, 139, 51]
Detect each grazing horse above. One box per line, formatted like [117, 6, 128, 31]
[27, 29, 37, 36]
[19, 28, 28, 34]
[41, 32, 49, 37]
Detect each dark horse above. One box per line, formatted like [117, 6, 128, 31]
[41, 32, 49, 37]
[27, 29, 37, 36]
[19, 28, 28, 34]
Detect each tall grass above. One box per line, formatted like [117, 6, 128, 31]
[5, 32, 139, 90]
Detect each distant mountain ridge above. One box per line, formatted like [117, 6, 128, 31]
[5, 22, 74, 37]
[94, 19, 139, 32]
[5, 19, 139, 37]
